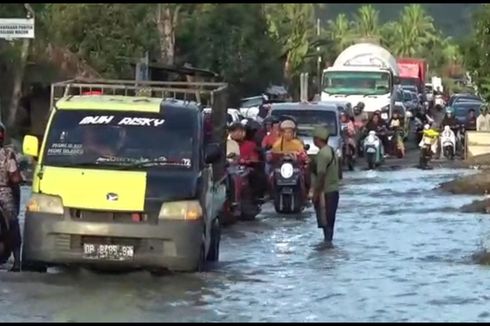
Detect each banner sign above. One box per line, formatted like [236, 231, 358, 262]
[0, 18, 35, 39]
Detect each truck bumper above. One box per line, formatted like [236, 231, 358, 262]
[22, 211, 203, 272]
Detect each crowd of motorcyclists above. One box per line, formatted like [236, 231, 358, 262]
[221, 87, 490, 238]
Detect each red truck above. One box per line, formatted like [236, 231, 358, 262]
[396, 58, 427, 93]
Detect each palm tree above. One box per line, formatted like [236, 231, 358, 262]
[391, 4, 437, 57]
[353, 5, 381, 41]
[326, 14, 356, 54]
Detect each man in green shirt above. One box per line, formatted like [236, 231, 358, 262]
[310, 125, 340, 244]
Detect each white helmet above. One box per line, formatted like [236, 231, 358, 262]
[405, 111, 413, 118]
[424, 124, 430, 130]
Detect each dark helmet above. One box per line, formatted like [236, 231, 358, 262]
[263, 116, 279, 127]
[354, 102, 365, 115]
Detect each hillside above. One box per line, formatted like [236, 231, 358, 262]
[319, 4, 482, 39]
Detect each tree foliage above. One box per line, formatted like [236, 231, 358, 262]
[462, 4, 490, 101]
[0, 3, 475, 129]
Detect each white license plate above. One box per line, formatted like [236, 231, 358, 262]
[83, 243, 134, 261]
[366, 148, 376, 153]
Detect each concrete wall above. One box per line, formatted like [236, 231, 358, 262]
[465, 131, 490, 160]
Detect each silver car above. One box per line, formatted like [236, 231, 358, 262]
[269, 102, 343, 178]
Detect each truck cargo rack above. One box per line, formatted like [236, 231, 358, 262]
[50, 78, 228, 111]
[49, 78, 229, 183]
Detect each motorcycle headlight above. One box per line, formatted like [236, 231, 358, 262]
[280, 163, 294, 179]
[159, 200, 203, 221]
[26, 193, 64, 215]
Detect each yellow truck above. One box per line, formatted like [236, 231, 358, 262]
[21, 79, 229, 273]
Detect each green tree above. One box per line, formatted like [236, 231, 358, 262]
[462, 4, 490, 100]
[44, 4, 159, 78]
[264, 4, 316, 83]
[389, 4, 437, 57]
[325, 14, 356, 56]
[179, 4, 282, 102]
[353, 5, 381, 41]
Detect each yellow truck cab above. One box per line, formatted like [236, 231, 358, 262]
[21, 79, 229, 273]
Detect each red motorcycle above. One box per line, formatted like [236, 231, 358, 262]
[222, 155, 262, 225]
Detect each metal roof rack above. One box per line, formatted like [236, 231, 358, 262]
[50, 78, 228, 111]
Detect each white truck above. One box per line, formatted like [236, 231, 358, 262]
[321, 43, 400, 120]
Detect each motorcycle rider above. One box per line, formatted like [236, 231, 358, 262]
[0, 124, 22, 272]
[261, 116, 281, 149]
[229, 122, 259, 163]
[340, 111, 356, 159]
[353, 102, 368, 129]
[388, 110, 405, 157]
[228, 122, 267, 201]
[271, 120, 307, 158]
[365, 112, 388, 155]
[226, 125, 241, 161]
[441, 108, 459, 131]
[310, 125, 339, 245]
[465, 108, 477, 131]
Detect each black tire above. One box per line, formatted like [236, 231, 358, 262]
[21, 259, 47, 273]
[274, 192, 292, 214]
[207, 218, 221, 262]
[196, 243, 206, 272]
[367, 153, 376, 170]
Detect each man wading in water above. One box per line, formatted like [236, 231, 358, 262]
[310, 126, 340, 245]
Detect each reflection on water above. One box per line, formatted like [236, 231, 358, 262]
[2, 169, 490, 321]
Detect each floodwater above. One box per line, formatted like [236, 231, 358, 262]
[2, 167, 490, 322]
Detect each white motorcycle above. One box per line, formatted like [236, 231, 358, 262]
[363, 130, 384, 170]
[440, 125, 456, 160]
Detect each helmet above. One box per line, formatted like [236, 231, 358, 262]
[263, 116, 279, 126]
[424, 124, 430, 130]
[280, 120, 296, 130]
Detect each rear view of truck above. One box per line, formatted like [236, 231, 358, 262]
[396, 58, 427, 94]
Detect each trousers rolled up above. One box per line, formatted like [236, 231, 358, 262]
[314, 191, 339, 240]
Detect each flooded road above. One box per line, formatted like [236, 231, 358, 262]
[3, 168, 490, 322]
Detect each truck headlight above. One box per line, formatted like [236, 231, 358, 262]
[158, 200, 203, 220]
[280, 163, 294, 178]
[26, 193, 64, 215]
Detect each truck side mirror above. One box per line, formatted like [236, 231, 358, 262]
[23, 135, 39, 158]
[205, 143, 222, 164]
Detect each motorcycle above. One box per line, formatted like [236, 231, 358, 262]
[222, 154, 261, 225]
[271, 153, 308, 214]
[419, 128, 439, 169]
[363, 130, 384, 170]
[440, 125, 456, 160]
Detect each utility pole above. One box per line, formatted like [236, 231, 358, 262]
[316, 18, 322, 97]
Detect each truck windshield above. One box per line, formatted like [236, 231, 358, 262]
[322, 71, 391, 96]
[271, 109, 338, 136]
[42, 110, 195, 169]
